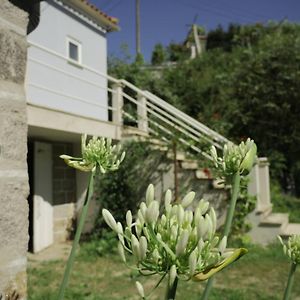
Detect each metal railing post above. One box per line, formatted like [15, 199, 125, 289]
[112, 82, 123, 139]
[137, 92, 148, 133]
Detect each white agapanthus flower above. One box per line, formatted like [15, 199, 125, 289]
[60, 134, 125, 173]
[102, 184, 247, 298]
[278, 235, 300, 265]
[210, 138, 257, 181]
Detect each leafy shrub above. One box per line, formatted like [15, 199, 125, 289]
[93, 140, 169, 238]
[271, 181, 300, 223]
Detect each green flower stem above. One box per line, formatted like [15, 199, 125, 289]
[57, 172, 95, 300]
[223, 172, 241, 237]
[200, 172, 241, 300]
[283, 262, 297, 300]
[166, 277, 178, 300]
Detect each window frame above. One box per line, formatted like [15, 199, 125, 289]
[66, 37, 82, 66]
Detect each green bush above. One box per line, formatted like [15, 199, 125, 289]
[93, 140, 169, 238]
[271, 181, 300, 223]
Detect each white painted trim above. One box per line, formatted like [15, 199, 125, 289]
[28, 57, 107, 91]
[27, 104, 120, 140]
[28, 82, 115, 111]
[53, 0, 107, 34]
[27, 102, 115, 122]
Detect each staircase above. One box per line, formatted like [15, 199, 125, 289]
[108, 77, 300, 241]
[247, 158, 300, 243]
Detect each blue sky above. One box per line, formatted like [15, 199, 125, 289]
[90, 0, 300, 62]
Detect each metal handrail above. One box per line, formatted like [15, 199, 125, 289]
[27, 40, 228, 158]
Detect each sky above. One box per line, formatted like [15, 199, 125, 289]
[90, 0, 300, 62]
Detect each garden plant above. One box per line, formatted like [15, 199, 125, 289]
[57, 135, 125, 300]
[278, 234, 300, 300]
[103, 138, 257, 299]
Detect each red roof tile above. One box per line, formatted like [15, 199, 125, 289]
[79, 0, 119, 26]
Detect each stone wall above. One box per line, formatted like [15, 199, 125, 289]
[0, 1, 29, 298]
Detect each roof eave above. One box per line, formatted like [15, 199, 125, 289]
[63, 0, 120, 32]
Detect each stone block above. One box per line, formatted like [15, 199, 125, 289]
[0, 29, 27, 83]
[0, 177, 29, 256]
[0, 1, 28, 32]
[0, 99, 27, 164]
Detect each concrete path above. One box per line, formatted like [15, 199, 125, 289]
[27, 242, 72, 265]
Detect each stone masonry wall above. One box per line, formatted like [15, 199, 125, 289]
[0, 1, 29, 298]
[52, 142, 76, 243]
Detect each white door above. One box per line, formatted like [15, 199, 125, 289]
[33, 142, 53, 253]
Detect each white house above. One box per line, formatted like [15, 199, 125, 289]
[26, 0, 120, 252]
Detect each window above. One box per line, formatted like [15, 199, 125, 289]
[67, 37, 82, 65]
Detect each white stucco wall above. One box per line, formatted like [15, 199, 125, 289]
[26, 0, 109, 121]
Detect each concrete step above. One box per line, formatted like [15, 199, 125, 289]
[122, 126, 149, 138]
[195, 168, 212, 179]
[180, 160, 198, 170]
[257, 204, 273, 218]
[167, 151, 186, 161]
[280, 223, 300, 237]
[260, 212, 289, 227]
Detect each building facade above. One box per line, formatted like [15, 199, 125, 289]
[25, 0, 119, 253]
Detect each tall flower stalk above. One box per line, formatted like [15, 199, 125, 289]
[57, 135, 125, 300]
[201, 138, 257, 300]
[103, 184, 247, 299]
[278, 235, 300, 300]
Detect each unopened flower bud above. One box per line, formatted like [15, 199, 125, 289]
[146, 184, 154, 206]
[118, 241, 126, 263]
[145, 201, 159, 224]
[176, 229, 189, 256]
[165, 189, 172, 205]
[116, 222, 123, 235]
[198, 199, 209, 215]
[126, 210, 132, 228]
[209, 208, 217, 233]
[177, 205, 185, 225]
[102, 209, 118, 233]
[169, 265, 177, 286]
[140, 202, 147, 217]
[138, 210, 145, 224]
[182, 191, 195, 208]
[135, 281, 145, 298]
[139, 236, 148, 260]
[240, 140, 257, 175]
[197, 216, 207, 239]
[205, 214, 213, 239]
[197, 238, 205, 252]
[131, 234, 140, 261]
[189, 250, 197, 275]
[219, 236, 227, 254]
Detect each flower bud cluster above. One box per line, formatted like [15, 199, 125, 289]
[102, 184, 231, 281]
[278, 235, 300, 265]
[210, 138, 257, 180]
[60, 134, 125, 173]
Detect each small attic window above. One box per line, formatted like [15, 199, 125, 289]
[67, 37, 82, 65]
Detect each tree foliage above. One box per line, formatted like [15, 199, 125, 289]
[108, 22, 300, 195]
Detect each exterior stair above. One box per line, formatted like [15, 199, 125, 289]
[280, 223, 300, 238]
[121, 127, 228, 228]
[111, 76, 300, 243]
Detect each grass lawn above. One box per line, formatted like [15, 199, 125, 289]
[28, 241, 300, 300]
